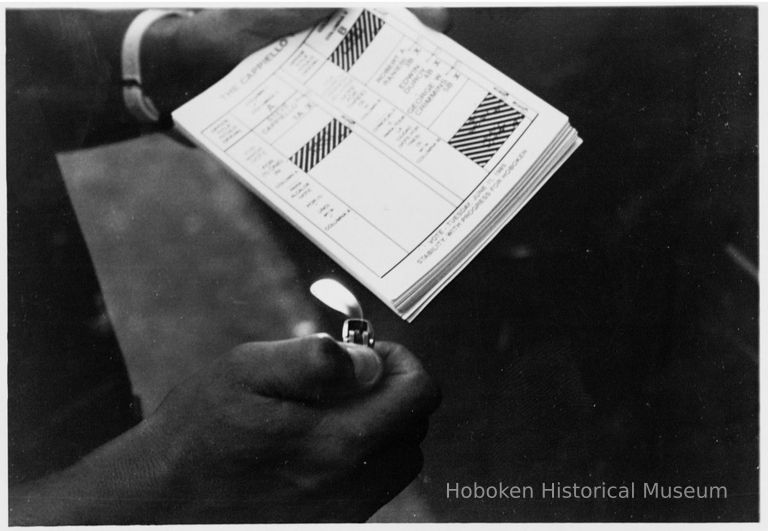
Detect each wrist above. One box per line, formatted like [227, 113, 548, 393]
[79, 419, 180, 522]
[139, 13, 187, 115]
[8, 419, 180, 525]
[117, 419, 181, 494]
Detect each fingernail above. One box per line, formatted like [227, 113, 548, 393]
[343, 343, 382, 387]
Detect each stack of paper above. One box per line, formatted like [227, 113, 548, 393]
[173, 8, 581, 321]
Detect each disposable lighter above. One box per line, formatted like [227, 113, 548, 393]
[310, 278, 375, 348]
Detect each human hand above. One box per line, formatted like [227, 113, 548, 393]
[141, 335, 440, 523]
[141, 8, 451, 113]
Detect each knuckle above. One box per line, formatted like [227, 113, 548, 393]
[340, 432, 367, 465]
[409, 368, 442, 414]
[228, 342, 256, 364]
[267, 400, 313, 436]
[294, 438, 365, 492]
[324, 430, 365, 468]
[407, 447, 425, 477]
[321, 424, 368, 470]
[217, 344, 257, 379]
[326, 445, 359, 474]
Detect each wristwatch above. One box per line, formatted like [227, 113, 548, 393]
[121, 9, 193, 123]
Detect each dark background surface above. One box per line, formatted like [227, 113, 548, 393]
[60, 7, 758, 522]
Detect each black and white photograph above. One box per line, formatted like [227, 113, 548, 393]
[4, 4, 760, 524]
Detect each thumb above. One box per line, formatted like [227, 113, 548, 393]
[231, 335, 383, 403]
[341, 342, 384, 391]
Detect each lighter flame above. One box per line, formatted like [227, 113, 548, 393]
[310, 278, 363, 319]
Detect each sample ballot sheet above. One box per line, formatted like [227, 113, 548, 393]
[174, 8, 580, 320]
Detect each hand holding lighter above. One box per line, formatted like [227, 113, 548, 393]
[310, 278, 375, 348]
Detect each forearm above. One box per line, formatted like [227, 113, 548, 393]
[8, 8, 343, 151]
[9, 420, 175, 525]
[7, 10, 146, 151]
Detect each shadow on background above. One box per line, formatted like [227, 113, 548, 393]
[61, 7, 757, 522]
